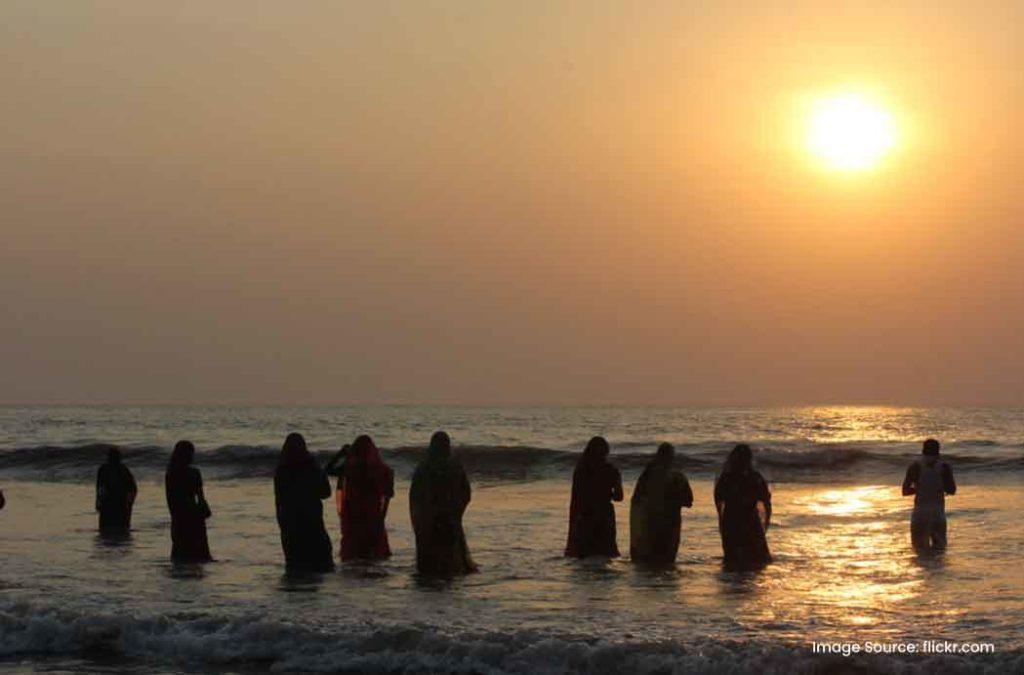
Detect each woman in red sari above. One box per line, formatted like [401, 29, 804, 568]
[331, 435, 394, 561]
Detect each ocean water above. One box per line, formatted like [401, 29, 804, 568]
[0, 406, 1022, 674]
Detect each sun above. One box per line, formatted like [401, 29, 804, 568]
[806, 93, 896, 171]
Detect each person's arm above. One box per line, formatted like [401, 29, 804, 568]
[942, 463, 957, 495]
[325, 446, 349, 476]
[680, 474, 694, 509]
[760, 477, 772, 529]
[611, 468, 624, 502]
[902, 463, 919, 496]
[713, 476, 725, 519]
[381, 467, 394, 519]
[96, 467, 105, 511]
[126, 468, 138, 504]
[317, 468, 332, 500]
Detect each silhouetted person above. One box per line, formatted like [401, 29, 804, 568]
[714, 444, 771, 570]
[902, 438, 956, 553]
[630, 443, 693, 565]
[96, 448, 137, 533]
[0, 489, 5, 510]
[274, 433, 334, 572]
[410, 431, 477, 575]
[325, 435, 393, 562]
[565, 436, 624, 558]
[165, 441, 213, 562]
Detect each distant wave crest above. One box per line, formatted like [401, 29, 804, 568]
[0, 439, 1020, 483]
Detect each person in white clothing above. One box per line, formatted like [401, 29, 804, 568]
[902, 439, 957, 553]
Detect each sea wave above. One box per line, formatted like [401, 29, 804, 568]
[0, 599, 1018, 674]
[0, 441, 1019, 482]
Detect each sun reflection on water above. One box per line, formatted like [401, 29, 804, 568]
[780, 484, 923, 632]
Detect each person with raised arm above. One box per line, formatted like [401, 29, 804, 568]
[331, 435, 393, 562]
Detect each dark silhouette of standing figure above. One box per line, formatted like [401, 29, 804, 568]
[714, 444, 771, 570]
[326, 435, 393, 562]
[274, 433, 334, 572]
[902, 438, 956, 553]
[565, 436, 624, 558]
[165, 441, 213, 562]
[630, 443, 693, 565]
[96, 447, 137, 533]
[410, 431, 477, 575]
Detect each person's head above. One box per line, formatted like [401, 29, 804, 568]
[281, 432, 310, 466]
[351, 434, 377, 460]
[107, 447, 122, 465]
[170, 440, 195, 468]
[581, 436, 611, 465]
[922, 439, 940, 457]
[656, 442, 675, 463]
[724, 443, 753, 475]
[428, 431, 451, 459]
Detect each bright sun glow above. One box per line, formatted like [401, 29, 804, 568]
[807, 93, 896, 171]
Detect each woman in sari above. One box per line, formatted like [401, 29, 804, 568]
[630, 443, 693, 565]
[165, 441, 213, 562]
[331, 435, 393, 561]
[410, 431, 477, 575]
[274, 433, 334, 572]
[565, 436, 624, 558]
[714, 443, 772, 570]
[96, 447, 138, 533]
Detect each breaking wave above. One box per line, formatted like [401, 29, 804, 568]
[0, 599, 1018, 674]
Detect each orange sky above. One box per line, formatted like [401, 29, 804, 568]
[2, 2, 1022, 405]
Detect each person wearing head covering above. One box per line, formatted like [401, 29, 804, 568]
[274, 432, 334, 572]
[409, 431, 477, 575]
[630, 443, 693, 565]
[714, 444, 771, 570]
[565, 436, 624, 558]
[96, 447, 138, 533]
[165, 440, 213, 562]
[902, 438, 957, 553]
[330, 435, 393, 562]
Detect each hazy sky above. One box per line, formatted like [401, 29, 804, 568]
[3, 2, 1022, 405]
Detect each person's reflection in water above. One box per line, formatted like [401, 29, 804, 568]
[410, 431, 477, 576]
[714, 444, 771, 571]
[903, 438, 956, 555]
[565, 436, 624, 559]
[630, 443, 693, 566]
[274, 433, 334, 573]
[96, 447, 137, 535]
[333, 435, 393, 562]
[165, 441, 213, 562]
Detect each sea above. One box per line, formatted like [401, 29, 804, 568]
[0, 405, 1021, 674]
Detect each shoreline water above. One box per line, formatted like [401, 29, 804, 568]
[2, 406, 1022, 673]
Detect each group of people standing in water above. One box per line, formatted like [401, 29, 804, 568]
[92, 433, 956, 574]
